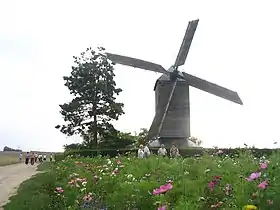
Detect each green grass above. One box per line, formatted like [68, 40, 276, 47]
[4, 151, 280, 209]
[0, 152, 20, 166]
[3, 163, 55, 210]
[37, 162, 52, 171]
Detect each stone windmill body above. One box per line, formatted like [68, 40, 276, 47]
[106, 19, 243, 148]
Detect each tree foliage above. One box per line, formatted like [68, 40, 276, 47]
[3, 146, 22, 152]
[136, 128, 149, 146]
[188, 136, 202, 146]
[56, 47, 124, 148]
[98, 130, 137, 149]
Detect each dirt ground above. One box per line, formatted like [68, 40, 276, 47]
[0, 163, 39, 209]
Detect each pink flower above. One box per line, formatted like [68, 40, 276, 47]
[260, 160, 269, 169]
[209, 181, 215, 190]
[113, 168, 118, 174]
[56, 187, 64, 193]
[216, 150, 223, 154]
[258, 181, 268, 189]
[153, 183, 173, 195]
[158, 205, 167, 210]
[246, 172, 261, 181]
[117, 160, 122, 165]
[260, 163, 267, 169]
[208, 176, 222, 190]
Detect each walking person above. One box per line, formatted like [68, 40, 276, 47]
[43, 154, 47, 161]
[38, 154, 42, 162]
[35, 153, 38, 162]
[19, 152, 23, 162]
[50, 154, 53, 162]
[25, 152, 30, 165]
[30, 152, 35, 166]
[157, 144, 167, 157]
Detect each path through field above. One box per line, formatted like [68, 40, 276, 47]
[0, 163, 39, 209]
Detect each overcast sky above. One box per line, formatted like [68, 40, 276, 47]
[1, 0, 279, 152]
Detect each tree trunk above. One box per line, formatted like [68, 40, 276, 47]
[93, 114, 98, 149]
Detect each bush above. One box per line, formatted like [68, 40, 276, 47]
[55, 148, 280, 162]
[24, 150, 280, 209]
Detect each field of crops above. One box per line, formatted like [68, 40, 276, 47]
[0, 151, 20, 166]
[5, 150, 280, 210]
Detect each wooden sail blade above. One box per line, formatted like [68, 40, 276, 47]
[106, 53, 168, 74]
[182, 72, 243, 105]
[156, 79, 178, 136]
[174, 19, 199, 67]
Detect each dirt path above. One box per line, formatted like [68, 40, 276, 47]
[0, 163, 39, 208]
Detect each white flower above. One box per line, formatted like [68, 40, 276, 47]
[127, 174, 133, 179]
[205, 169, 211, 173]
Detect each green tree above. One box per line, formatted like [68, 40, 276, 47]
[136, 128, 149, 146]
[98, 130, 137, 149]
[55, 47, 124, 148]
[189, 136, 202, 146]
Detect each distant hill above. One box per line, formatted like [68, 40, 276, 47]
[3, 146, 22, 152]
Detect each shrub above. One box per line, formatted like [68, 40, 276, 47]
[55, 148, 280, 162]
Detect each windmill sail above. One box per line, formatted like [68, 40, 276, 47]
[105, 19, 243, 149]
[106, 53, 167, 74]
[156, 79, 178, 137]
[174, 19, 199, 67]
[182, 72, 243, 105]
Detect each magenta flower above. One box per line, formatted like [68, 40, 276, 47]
[208, 181, 215, 190]
[258, 181, 268, 189]
[260, 160, 269, 169]
[153, 183, 173, 195]
[208, 176, 222, 190]
[158, 205, 167, 210]
[246, 172, 261, 181]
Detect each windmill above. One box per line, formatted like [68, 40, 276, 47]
[106, 19, 243, 148]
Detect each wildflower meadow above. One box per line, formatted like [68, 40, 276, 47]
[6, 149, 280, 210]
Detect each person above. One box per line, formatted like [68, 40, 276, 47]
[19, 153, 23, 162]
[170, 143, 180, 158]
[30, 152, 35, 165]
[43, 154, 47, 161]
[38, 154, 42, 162]
[143, 144, 151, 158]
[138, 145, 145, 158]
[50, 154, 53, 162]
[35, 153, 38, 162]
[25, 152, 30, 165]
[157, 144, 167, 156]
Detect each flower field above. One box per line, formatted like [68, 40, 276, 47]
[9, 150, 280, 210]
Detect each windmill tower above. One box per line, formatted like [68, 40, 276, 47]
[106, 19, 243, 148]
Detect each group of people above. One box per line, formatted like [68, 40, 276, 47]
[137, 143, 180, 158]
[19, 152, 53, 165]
